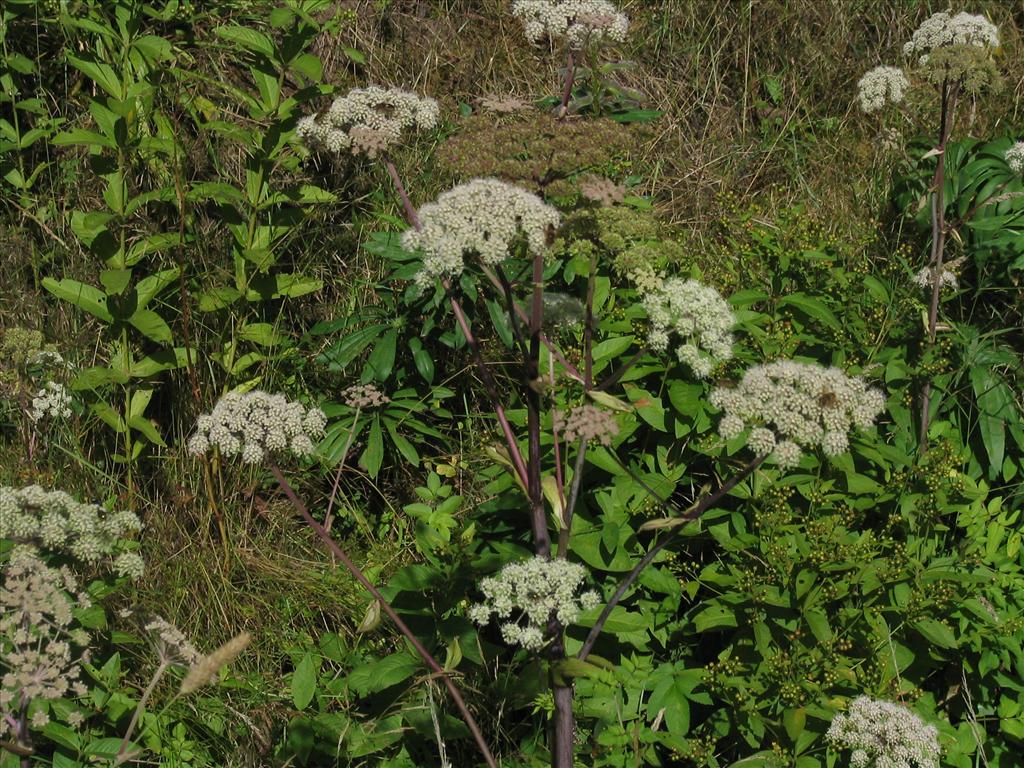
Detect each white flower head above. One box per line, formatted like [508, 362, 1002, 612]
[188, 391, 326, 462]
[28, 381, 72, 422]
[297, 86, 439, 157]
[469, 556, 600, 651]
[903, 11, 999, 63]
[403, 178, 560, 288]
[512, 0, 629, 49]
[1005, 142, 1024, 175]
[827, 696, 940, 768]
[709, 360, 886, 467]
[0, 554, 94, 717]
[642, 278, 735, 378]
[0, 485, 142, 570]
[857, 66, 910, 113]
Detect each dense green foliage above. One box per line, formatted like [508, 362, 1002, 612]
[1, 2, 1023, 768]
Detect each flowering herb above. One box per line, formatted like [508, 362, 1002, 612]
[297, 86, 439, 158]
[187, 391, 327, 464]
[468, 557, 600, 651]
[827, 696, 940, 768]
[643, 278, 735, 378]
[857, 66, 910, 113]
[402, 178, 561, 288]
[710, 361, 886, 468]
[512, 0, 629, 50]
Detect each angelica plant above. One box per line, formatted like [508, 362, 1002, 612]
[854, 9, 1001, 448]
[512, 0, 630, 116]
[186, 390, 327, 464]
[0, 486, 143, 763]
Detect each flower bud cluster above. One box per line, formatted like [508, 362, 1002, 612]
[342, 383, 390, 410]
[903, 11, 998, 63]
[512, 0, 628, 49]
[826, 695, 940, 768]
[187, 391, 327, 463]
[0, 327, 63, 374]
[554, 404, 619, 446]
[643, 278, 735, 378]
[857, 66, 910, 113]
[297, 86, 439, 158]
[468, 556, 601, 651]
[0, 485, 143, 575]
[710, 361, 886, 468]
[1006, 142, 1024, 175]
[29, 381, 72, 422]
[403, 178, 560, 288]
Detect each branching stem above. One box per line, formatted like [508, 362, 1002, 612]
[267, 462, 498, 768]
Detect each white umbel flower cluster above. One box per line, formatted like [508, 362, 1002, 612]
[188, 391, 327, 463]
[512, 0, 628, 49]
[296, 86, 439, 158]
[903, 11, 999, 63]
[0, 554, 89, 722]
[857, 66, 910, 113]
[467, 556, 601, 651]
[403, 178, 561, 288]
[826, 696, 940, 768]
[642, 278, 735, 378]
[0, 485, 143, 575]
[710, 361, 886, 468]
[28, 381, 72, 422]
[1005, 142, 1024, 174]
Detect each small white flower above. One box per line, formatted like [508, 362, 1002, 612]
[642, 278, 735, 378]
[0, 485, 142, 567]
[28, 381, 72, 422]
[710, 360, 885, 467]
[903, 11, 999, 63]
[297, 86, 438, 158]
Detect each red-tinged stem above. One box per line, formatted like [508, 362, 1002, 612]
[482, 265, 584, 385]
[559, 49, 576, 116]
[577, 456, 764, 661]
[443, 279, 531, 491]
[919, 80, 958, 449]
[384, 156, 420, 230]
[583, 254, 596, 390]
[267, 463, 498, 768]
[527, 249, 552, 558]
